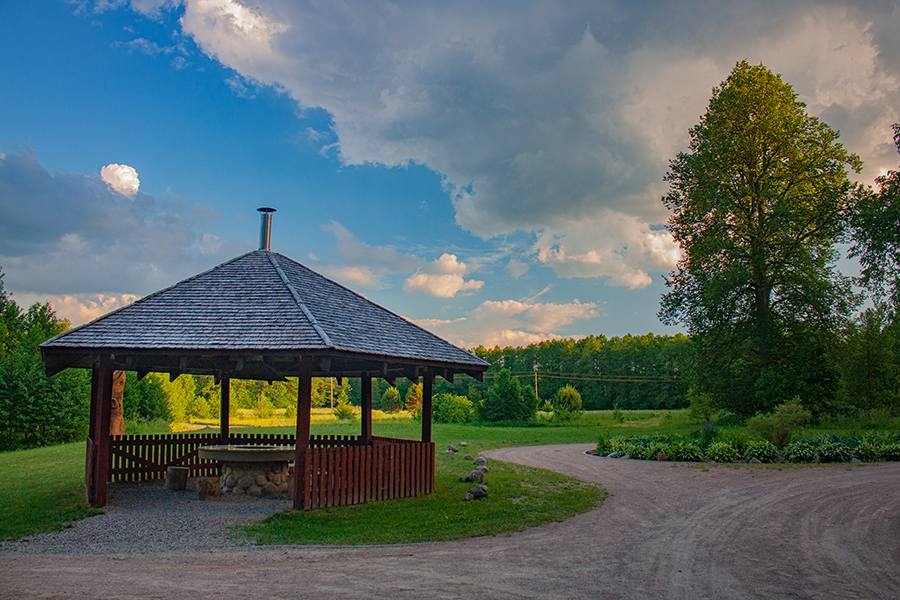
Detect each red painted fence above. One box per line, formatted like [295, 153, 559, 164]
[104, 432, 434, 509]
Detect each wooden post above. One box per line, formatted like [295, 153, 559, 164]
[110, 370, 126, 436]
[421, 369, 433, 444]
[293, 358, 312, 510]
[88, 355, 114, 507]
[360, 372, 372, 445]
[220, 376, 230, 444]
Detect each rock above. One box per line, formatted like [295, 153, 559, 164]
[464, 454, 474, 460]
[440, 449, 455, 455]
[620, 454, 631, 460]
[263, 482, 278, 495]
[276, 482, 289, 494]
[475, 465, 488, 473]
[448, 444, 458, 453]
[474, 456, 488, 466]
[464, 484, 488, 501]
[749, 457, 762, 464]
[238, 475, 255, 489]
[197, 477, 220, 500]
[657, 452, 669, 461]
[464, 469, 484, 483]
[247, 485, 262, 497]
[255, 474, 268, 486]
[851, 458, 862, 464]
[459, 441, 468, 447]
[605, 452, 621, 459]
[224, 473, 237, 488]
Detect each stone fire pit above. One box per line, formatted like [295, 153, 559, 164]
[198, 445, 294, 497]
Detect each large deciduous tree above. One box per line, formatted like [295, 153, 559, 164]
[660, 61, 861, 415]
[850, 124, 900, 310]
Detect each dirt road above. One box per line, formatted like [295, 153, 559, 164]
[2, 444, 898, 599]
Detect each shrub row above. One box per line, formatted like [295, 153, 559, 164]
[597, 433, 900, 464]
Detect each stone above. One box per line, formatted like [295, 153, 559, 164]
[464, 454, 474, 460]
[475, 465, 488, 473]
[657, 452, 669, 462]
[464, 469, 484, 483]
[474, 456, 488, 466]
[749, 457, 762, 464]
[464, 484, 488, 501]
[238, 475, 255, 489]
[620, 454, 631, 460]
[605, 452, 621, 459]
[459, 441, 468, 447]
[247, 485, 262, 497]
[276, 482, 289, 494]
[197, 477, 220, 500]
[255, 474, 268, 487]
[224, 473, 237, 488]
[851, 458, 862, 464]
[441, 449, 455, 455]
[263, 482, 278, 495]
[448, 444, 458, 453]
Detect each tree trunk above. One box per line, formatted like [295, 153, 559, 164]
[110, 370, 126, 436]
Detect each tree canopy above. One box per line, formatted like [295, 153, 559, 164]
[660, 61, 861, 414]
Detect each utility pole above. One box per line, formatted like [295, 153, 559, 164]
[533, 364, 539, 398]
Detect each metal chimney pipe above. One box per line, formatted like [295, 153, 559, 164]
[258, 207, 276, 250]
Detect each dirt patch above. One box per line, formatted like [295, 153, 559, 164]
[2, 443, 898, 599]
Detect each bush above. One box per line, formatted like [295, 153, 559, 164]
[743, 439, 778, 463]
[745, 397, 812, 449]
[816, 440, 852, 463]
[706, 441, 740, 463]
[552, 385, 582, 422]
[784, 440, 818, 463]
[381, 387, 402, 413]
[432, 393, 474, 423]
[881, 443, 900, 461]
[667, 441, 705, 462]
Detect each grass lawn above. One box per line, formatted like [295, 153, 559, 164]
[0, 410, 697, 544]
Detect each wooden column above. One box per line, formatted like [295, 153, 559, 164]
[360, 372, 372, 445]
[220, 376, 230, 444]
[421, 369, 433, 443]
[88, 355, 114, 508]
[293, 358, 313, 510]
[110, 370, 126, 436]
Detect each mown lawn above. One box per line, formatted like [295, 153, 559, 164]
[0, 410, 698, 543]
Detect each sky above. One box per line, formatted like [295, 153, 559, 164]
[1, 0, 899, 349]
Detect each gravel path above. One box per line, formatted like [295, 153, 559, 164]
[2, 444, 899, 599]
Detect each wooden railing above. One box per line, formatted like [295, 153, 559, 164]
[298, 441, 435, 510]
[105, 432, 434, 510]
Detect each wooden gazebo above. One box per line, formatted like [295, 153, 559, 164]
[40, 212, 488, 510]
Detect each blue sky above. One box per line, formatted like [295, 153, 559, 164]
[1, 0, 899, 348]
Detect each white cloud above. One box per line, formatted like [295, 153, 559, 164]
[172, 0, 900, 287]
[53, 293, 139, 326]
[0, 149, 238, 300]
[533, 210, 681, 288]
[403, 253, 484, 298]
[100, 163, 140, 196]
[411, 296, 597, 348]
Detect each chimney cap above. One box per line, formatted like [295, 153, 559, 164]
[257, 207, 277, 213]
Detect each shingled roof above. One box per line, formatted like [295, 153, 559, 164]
[41, 250, 488, 381]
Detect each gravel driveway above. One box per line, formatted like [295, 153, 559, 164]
[1, 443, 898, 599]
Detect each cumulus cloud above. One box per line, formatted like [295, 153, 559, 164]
[403, 253, 484, 298]
[168, 0, 899, 286]
[100, 163, 141, 195]
[0, 149, 238, 312]
[314, 220, 422, 288]
[411, 296, 598, 348]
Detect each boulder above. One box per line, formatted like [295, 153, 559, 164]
[447, 444, 458, 453]
[474, 456, 488, 466]
[440, 449, 455, 455]
[475, 465, 488, 473]
[459, 441, 469, 447]
[749, 457, 762, 464]
[605, 452, 621, 459]
[464, 454, 474, 460]
[464, 469, 484, 483]
[464, 484, 488, 501]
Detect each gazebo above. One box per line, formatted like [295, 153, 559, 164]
[40, 209, 489, 510]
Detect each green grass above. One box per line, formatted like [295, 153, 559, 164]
[0, 411, 694, 544]
[0, 442, 102, 541]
